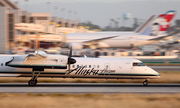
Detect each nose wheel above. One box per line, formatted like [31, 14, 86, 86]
[28, 79, 37, 86]
[28, 71, 41, 86]
[143, 80, 148, 86]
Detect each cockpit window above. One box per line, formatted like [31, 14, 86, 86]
[133, 62, 146, 66]
[140, 63, 146, 66]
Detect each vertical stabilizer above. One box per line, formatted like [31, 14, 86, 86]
[140, 10, 176, 36]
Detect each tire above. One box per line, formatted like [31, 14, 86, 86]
[28, 80, 36, 86]
[143, 81, 148, 86]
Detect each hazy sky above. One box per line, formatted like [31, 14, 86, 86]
[11, 0, 180, 28]
[12, 0, 180, 3]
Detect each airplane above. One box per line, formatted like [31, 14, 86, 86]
[0, 48, 160, 86]
[61, 10, 176, 50]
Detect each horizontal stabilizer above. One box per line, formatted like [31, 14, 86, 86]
[148, 31, 179, 41]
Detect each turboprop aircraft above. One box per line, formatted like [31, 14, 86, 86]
[62, 10, 176, 50]
[0, 48, 160, 86]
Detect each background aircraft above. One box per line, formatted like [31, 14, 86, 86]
[62, 10, 176, 50]
[0, 49, 160, 86]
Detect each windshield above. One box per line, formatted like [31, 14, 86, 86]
[133, 62, 146, 66]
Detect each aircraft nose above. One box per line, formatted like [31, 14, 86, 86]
[153, 69, 161, 76]
[148, 67, 161, 76]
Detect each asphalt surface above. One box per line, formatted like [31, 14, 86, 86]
[149, 66, 180, 71]
[0, 83, 179, 93]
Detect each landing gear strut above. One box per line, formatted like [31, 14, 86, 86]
[143, 80, 148, 86]
[28, 71, 41, 86]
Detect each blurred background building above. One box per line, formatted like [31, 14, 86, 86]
[0, 0, 94, 54]
[0, 0, 180, 58]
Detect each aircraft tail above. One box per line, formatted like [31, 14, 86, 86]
[135, 15, 155, 33]
[139, 10, 176, 36]
[158, 10, 177, 35]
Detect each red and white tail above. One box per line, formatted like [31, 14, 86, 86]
[140, 10, 176, 36]
[159, 10, 177, 32]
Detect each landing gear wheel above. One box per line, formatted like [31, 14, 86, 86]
[143, 80, 148, 86]
[28, 80, 36, 86]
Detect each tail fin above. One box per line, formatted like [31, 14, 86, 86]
[158, 10, 177, 35]
[135, 15, 155, 33]
[140, 10, 176, 36]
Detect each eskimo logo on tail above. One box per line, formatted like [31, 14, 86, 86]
[140, 10, 176, 36]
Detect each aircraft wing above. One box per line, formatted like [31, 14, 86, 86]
[81, 36, 118, 46]
[6, 51, 67, 69]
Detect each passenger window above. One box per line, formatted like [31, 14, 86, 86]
[89, 65, 91, 68]
[106, 65, 108, 69]
[77, 65, 79, 68]
[1, 63, 3, 66]
[97, 65, 99, 68]
[85, 65, 87, 68]
[72, 65, 75, 68]
[93, 65, 95, 68]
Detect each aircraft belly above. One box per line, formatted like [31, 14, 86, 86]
[0, 71, 160, 79]
[16, 74, 160, 79]
[104, 40, 129, 48]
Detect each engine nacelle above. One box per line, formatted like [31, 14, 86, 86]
[69, 42, 83, 50]
[97, 42, 110, 48]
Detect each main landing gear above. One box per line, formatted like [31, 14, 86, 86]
[28, 71, 41, 86]
[143, 80, 148, 86]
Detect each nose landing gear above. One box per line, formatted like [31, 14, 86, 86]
[143, 80, 148, 86]
[28, 79, 37, 86]
[28, 71, 41, 86]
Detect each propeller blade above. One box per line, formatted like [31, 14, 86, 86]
[68, 63, 70, 75]
[69, 46, 72, 59]
[67, 46, 72, 77]
[67, 46, 72, 64]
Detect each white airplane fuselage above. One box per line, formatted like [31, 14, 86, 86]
[0, 55, 160, 79]
[65, 32, 159, 49]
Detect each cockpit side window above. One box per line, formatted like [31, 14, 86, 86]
[133, 62, 146, 66]
[140, 63, 146, 66]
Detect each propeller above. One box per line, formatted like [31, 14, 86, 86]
[67, 46, 76, 76]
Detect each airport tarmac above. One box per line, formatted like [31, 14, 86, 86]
[0, 83, 179, 93]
